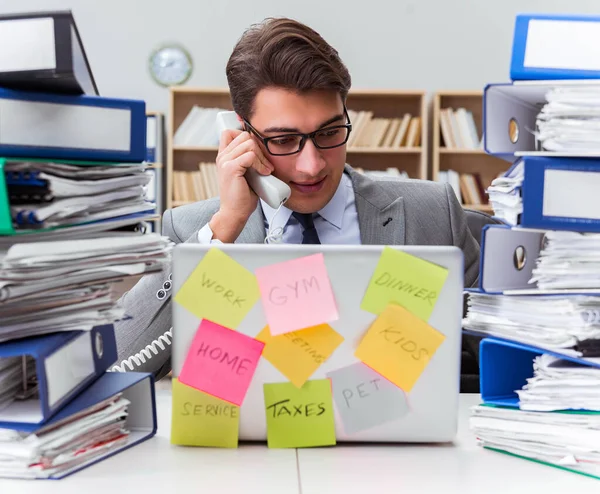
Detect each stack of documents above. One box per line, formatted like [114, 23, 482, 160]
[470, 403, 600, 478]
[463, 292, 600, 355]
[486, 160, 523, 225]
[0, 234, 172, 341]
[0, 391, 130, 479]
[530, 231, 600, 290]
[535, 86, 600, 153]
[516, 354, 600, 411]
[4, 160, 154, 231]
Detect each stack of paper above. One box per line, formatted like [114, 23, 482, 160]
[463, 292, 600, 354]
[516, 354, 600, 411]
[530, 231, 600, 290]
[0, 392, 130, 479]
[486, 160, 524, 225]
[0, 234, 172, 341]
[470, 404, 600, 478]
[535, 86, 600, 153]
[5, 160, 154, 231]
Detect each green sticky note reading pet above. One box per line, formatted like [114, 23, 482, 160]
[263, 380, 336, 448]
[170, 378, 239, 448]
[361, 247, 449, 321]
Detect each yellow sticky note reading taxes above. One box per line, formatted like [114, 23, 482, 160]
[256, 324, 344, 388]
[355, 304, 446, 392]
[170, 378, 239, 448]
[361, 247, 449, 321]
[174, 247, 260, 329]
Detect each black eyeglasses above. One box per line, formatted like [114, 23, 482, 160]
[242, 107, 353, 156]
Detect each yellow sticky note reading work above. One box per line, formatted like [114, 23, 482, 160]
[174, 247, 260, 329]
[170, 378, 239, 448]
[355, 304, 446, 392]
[256, 324, 344, 388]
[360, 247, 449, 321]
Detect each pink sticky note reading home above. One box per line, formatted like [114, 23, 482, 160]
[178, 319, 265, 406]
[255, 253, 339, 336]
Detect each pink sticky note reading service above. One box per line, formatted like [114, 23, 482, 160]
[179, 319, 265, 406]
[255, 253, 339, 336]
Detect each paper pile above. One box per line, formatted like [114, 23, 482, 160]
[535, 87, 600, 153]
[0, 234, 172, 341]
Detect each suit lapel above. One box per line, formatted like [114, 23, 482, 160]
[235, 204, 266, 244]
[346, 165, 405, 246]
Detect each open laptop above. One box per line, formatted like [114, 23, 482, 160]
[171, 243, 464, 443]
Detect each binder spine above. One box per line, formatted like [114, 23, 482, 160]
[0, 159, 15, 234]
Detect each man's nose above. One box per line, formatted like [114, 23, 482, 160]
[295, 138, 326, 176]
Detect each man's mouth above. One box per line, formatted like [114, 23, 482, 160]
[290, 177, 326, 193]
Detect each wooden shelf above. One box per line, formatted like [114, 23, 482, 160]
[432, 91, 509, 212]
[439, 148, 486, 155]
[347, 147, 421, 154]
[463, 204, 494, 213]
[168, 87, 428, 209]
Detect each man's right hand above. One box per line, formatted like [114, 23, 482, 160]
[209, 128, 275, 243]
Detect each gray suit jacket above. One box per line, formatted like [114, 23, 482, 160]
[114, 165, 480, 379]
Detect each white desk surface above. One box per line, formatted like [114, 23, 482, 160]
[2, 383, 599, 493]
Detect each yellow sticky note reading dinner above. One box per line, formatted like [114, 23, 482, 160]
[361, 247, 449, 321]
[170, 378, 239, 448]
[174, 247, 260, 329]
[256, 324, 344, 388]
[355, 304, 446, 392]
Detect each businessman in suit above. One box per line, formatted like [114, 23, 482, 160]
[114, 17, 480, 383]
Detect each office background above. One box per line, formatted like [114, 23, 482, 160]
[2, 0, 599, 114]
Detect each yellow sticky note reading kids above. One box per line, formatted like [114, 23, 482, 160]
[355, 303, 446, 392]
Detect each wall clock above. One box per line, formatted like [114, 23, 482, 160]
[149, 44, 193, 87]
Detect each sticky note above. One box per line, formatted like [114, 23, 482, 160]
[360, 247, 448, 321]
[326, 362, 408, 434]
[354, 304, 446, 392]
[255, 253, 339, 335]
[174, 247, 260, 329]
[179, 319, 265, 406]
[170, 378, 239, 448]
[256, 324, 344, 388]
[263, 380, 336, 448]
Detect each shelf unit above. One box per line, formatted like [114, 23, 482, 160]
[167, 87, 427, 209]
[431, 91, 509, 213]
[145, 111, 166, 231]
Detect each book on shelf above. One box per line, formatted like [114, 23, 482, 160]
[439, 107, 481, 149]
[173, 107, 228, 147]
[438, 169, 488, 206]
[172, 163, 218, 203]
[347, 110, 420, 149]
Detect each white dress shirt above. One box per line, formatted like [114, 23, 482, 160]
[197, 172, 362, 245]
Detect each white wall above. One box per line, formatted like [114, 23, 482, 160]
[1, 0, 598, 114]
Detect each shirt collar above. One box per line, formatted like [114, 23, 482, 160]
[260, 172, 349, 230]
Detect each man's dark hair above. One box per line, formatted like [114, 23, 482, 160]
[226, 17, 351, 119]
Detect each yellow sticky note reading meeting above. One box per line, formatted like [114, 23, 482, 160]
[174, 247, 260, 329]
[361, 247, 448, 321]
[170, 378, 239, 448]
[355, 304, 446, 392]
[256, 324, 344, 388]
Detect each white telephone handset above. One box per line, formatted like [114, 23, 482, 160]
[216, 111, 291, 209]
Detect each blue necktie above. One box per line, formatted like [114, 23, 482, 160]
[292, 212, 321, 244]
